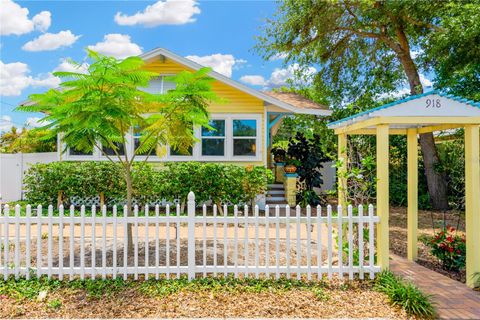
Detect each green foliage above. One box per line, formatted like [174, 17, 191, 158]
[422, 1, 480, 101]
[17, 50, 219, 213]
[286, 132, 330, 206]
[0, 127, 56, 153]
[375, 270, 436, 319]
[428, 226, 466, 271]
[0, 277, 63, 301]
[23, 161, 272, 207]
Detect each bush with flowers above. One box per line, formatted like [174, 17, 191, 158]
[429, 226, 466, 271]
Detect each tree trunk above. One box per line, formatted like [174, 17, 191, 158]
[125, 168, 134, 253]
[399, 52, 449, 210]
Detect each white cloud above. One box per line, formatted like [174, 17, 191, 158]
[22, 30, 80, 52]
[0, 60, 60, 96]
[239, 75, 266, 86]
[0, 115, 14, 132]
[269, 52, 288, 61]
[25, 117, 45, 128]
[185, 53, 247, 77]
[377, 73, 433, 100]
[0, 0, 51, 35]
[267, 64, 316, 87]
[88, 34, 142, 59]
[32, 11, 51, 32]
[54, 58, 89, 74]
[114, 0, 200, 27]
[419, 73, 433, 88]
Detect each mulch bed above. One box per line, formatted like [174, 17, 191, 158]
[389, 206, 466, 283]
[0, 279, 410, 319]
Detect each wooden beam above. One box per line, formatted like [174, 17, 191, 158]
[380, 116, 480, 125]
[407, 128, 418, 261]
[337, 134, 347, 208]
[376, 124, 390, 270]
[334, 117, 381, 135]
[347, 128, 407, 135]
[417, 124, 464, 134]
[465, 125, 480, 288]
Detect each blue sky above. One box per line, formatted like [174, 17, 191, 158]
[1, 0, 297, 131]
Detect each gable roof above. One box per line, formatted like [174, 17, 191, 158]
[140, 48, 332, 116]
[327, 91, 480, 129]
[262, 91, 329, 111]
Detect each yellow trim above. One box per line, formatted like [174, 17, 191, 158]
[407, 128, 418, 261]
[417, 124, 465, 134]
[465, 125, 480, 288]
[334, 117, 480, 135]
[334, 118, 380, 134]
[337, 134, 347, 208]
[376, 124, 390, 270]
[347, 128, 407, 135]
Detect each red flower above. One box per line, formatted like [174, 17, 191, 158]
[457, 249, 462, 254]
[446, 236, 453, 243]
[448, 247, 454, 253]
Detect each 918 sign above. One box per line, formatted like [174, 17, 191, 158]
[425, 98, 441, 108]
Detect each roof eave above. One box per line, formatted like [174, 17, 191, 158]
[141, 47, 332, 117]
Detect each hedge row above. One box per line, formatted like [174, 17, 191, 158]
[23, 162, 273, 207]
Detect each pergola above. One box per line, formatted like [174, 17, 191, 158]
[327, 91, 480, 287]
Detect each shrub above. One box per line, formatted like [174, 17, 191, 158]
[428, 226, 466, 271]
[23, 161, 272, 207]
[375, 270, 436, 319]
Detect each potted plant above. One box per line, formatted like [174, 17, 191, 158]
[271, 145, 287, 163]
[284, 157, 300, 173]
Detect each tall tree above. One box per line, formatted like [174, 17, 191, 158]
[0, 127, 56, 153]
[18, 50, 219, 248]
[422, 1, 480, 100]
[256, 0, 464, 210]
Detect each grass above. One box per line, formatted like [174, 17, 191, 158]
[0, 276, 331, 302]
[375, 270, 436, 319]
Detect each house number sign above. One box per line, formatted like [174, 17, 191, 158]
[425, 98, 441, 108]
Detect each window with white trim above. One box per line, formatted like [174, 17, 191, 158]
[133, 126, 154, 156]
[141, 76, 176, 94]
[201, 119, 225, 156]
[232, 119, 257, 156]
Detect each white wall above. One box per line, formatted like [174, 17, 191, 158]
[320, 161, 336, 191]
[0, 152, 58, 202]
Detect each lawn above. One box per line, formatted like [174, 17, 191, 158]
[0, 277, 413, 319]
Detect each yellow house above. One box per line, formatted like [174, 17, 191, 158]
[59, 48, 331, 166]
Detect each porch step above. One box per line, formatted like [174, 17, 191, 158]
[267, 183, 284, 190]
[266, 196, 286, 202]
[267, 190, 285, 196]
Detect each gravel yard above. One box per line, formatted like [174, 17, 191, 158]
[0, 277, 410, 319]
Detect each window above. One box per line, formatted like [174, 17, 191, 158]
[68, 146, 92, 156]
[133, 127, 154, 156]
[233, 119, 257, 156]
[141, 76, 176, 94]
[170, 146, 193, 156]
[201, 119, 225, 156]
[102, 142, 125, 156]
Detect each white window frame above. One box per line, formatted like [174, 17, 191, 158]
[61, 113, 262, 162]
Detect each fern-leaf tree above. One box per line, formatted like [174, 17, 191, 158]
[18, 50, 219, 248]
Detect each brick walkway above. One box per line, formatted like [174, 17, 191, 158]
[390, 254, 480, 319]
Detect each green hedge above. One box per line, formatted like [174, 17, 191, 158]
[23, 162, 273, 207]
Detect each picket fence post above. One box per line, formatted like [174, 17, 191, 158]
[187, 191, 196, 280]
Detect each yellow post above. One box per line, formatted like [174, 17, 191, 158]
[407, 128, 418, 261]
[337, 133, 347, 208]
[376, 124, 390, 269]
[465, 124, 480, 288]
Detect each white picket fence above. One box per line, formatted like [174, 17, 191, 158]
[0, 192, 380, 281]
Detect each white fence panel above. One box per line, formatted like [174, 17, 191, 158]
[0, 192, 380, 281]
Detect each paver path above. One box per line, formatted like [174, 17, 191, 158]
[391, 254, 480, 319]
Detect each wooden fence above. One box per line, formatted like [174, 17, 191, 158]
[0, 192, 380, 281]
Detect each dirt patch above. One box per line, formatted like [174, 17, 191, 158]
[389, 206, 466, 283]
[0, 280, 410, 319]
